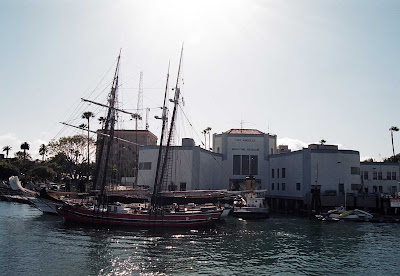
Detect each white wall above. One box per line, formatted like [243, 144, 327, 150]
[137, 146, 222, 191]
[270, 148, 361, 198]
[199, 150, 223, 190]
[309, 151, 361, 194]
[361, 162, 400, 194]
[270, 151, 304, 197]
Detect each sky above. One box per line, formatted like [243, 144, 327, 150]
[0, 0, 399, 161]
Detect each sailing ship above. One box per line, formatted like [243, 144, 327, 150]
[57, 48, 223, 227]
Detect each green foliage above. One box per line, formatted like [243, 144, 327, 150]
[39, 144, 48, 161]
[47, 135, 95, 180]
[2, 145, 12, 158]
[31, 166, 56, 182]
[363, 158, 375, 162]
[20, 142, 30, 161]
[383, 154, 400, 163]
[0, 161, 20, 180]
[14, 151, 32, 161]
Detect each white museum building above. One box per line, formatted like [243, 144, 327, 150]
[137, 129, 400, 199]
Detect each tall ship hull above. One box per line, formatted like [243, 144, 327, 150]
[58, 204, 221, 227]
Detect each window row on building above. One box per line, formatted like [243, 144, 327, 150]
[271, 168, 286, 179]
[168, 182, 187, 191]
[361, 171, 397, 180]
[271, 182, 301, 191]
[233, 155, 258, 175]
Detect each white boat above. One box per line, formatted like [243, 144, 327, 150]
[231, 190, 270, 219]
[316, 206, 373, 221]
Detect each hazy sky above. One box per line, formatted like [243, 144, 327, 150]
[1, 0, 399, 161]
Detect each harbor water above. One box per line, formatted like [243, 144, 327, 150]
[0, 201, 399, 276]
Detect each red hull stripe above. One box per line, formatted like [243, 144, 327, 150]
[59, 206, 220, 227]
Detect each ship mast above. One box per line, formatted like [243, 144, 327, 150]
[153, 45, 184, 207]
[151, 62, 170, 206]
[92, 52, 121, 206]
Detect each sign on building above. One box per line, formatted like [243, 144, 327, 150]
[390, 198, 400, 208]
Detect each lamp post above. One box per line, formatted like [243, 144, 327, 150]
[132, 113, 142, 188]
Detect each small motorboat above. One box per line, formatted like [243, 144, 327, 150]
[231, 190, 269, 219]
[316, 206, 373, 221]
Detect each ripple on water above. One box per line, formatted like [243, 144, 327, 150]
[1, 203, 400, 275]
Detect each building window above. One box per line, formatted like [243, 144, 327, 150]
[363, 171, 368, 180]
[351, 184, 360, 191]
[217, 147, 220, 153]
[392, 172, 397, 180]
[242, 155, 250, 175]
[277, 169, 280, 178]
[373, 171, 377, 180]
[392, 186, 397, 194]
[168, 182, 177, 191]
[233, 155, 241, 175]
[139, 162, 152, 170]
[271, 183, 274, 190]
[180, 182, 186, 191]
[351, 167, 360, 175]
[271, 169, 275, 178]
[378, 172, 382, 180]
[282, 168, 286, 178]
[386, 172, 391, 180]
[378, 186, 383, 193]
[364, 187, 368, 193]
[296, 183, 301, 191]
[277, 183, 280, 190]
[250, 155, 258, 175]
[282, 183, 285, 191]
[339, 183, 344, 194]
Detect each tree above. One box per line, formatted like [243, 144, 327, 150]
[98, 116, 106, 129]
[15, 151, 31, 161]
[39, 144, 48, 161]
[2, 145, 12, 159]
[47, 135, 95, 180]
[0, 161, 19, 180]
[31, 166, 56, 183]
[205, 127, 212, 150]
[319, 139, 326, 145]
[383, 153, 400, 163]
[389, 126, 399, 157]
[202, 128, 208, 149]
[363, 158, 375, 162]
[20, 142, 30, 161]
[82, 111, 94, 175]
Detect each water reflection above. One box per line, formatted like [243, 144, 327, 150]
[1, 202, 400, 276]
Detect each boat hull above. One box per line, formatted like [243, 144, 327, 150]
[231, 207, 269, 219]
[58, 204, 220, 227]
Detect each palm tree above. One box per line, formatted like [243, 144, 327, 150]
[205, 127, 212, 150]
[20, 142, 30, 161]
[82, 111, 94, 181]
[202, 129, 207, 149]
[389, 126, 399, 157]
[39, 144, 47, 161]
[82, 111, 94, 165]
[98, 116, 106, 129]
[2, 145, 12, 158]
[319, 139, 326, 145]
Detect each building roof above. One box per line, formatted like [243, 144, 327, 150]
[225, 129, 264, 135]
[96, 129, 158, 139]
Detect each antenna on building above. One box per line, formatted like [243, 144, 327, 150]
[136, 71, 143, 130]
[145, 107, 150, 130]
